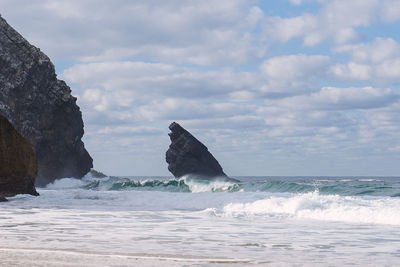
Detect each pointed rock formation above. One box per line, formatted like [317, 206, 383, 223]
[0, 15, 93, 186]
[166, 122, 237, 181]
[0, 114, 38, 199]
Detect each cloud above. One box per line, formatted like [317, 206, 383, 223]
[255, 86, 400, 157]
[289, 0, 327, 5]
[380, 0, 400, 23]
[334, 38, 400, 64]
[332, 38, 400, 85]
[329, 63, 371, 81]
[62, 61, 259, 105]
[63, 54, 332, 127]
[259, 54, 330, 94]
[61, 61, 262, 131]
[137, 98, 251, 121]
[277, 86, 399, 110]
[261, 54, 330, 80]
[0, 0, 265, 66]
[264, 0, 397, 46]
[96, 126, 163, 136]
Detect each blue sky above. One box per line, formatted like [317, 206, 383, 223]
[1, 0, 400, 176]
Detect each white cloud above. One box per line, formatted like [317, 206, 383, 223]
[380, 0, 400, 23]
[281, 86, 399, 110]
[259, 54, 330, 94]
[229, 90, 255, 102]
[261, 54, 329, 80]
[62, 61, 259, 105]
[334, 38, 400, 64]
[265, 0, 381, 46]
[257, 86, 400, 149]
[96, 126, 163, 136]
[289, 0, 328, 5]
[330, 63, 371, 81]
[0, 0, 265, 66]
[137, 98, 251, 121]
[332, 38, 400, 85]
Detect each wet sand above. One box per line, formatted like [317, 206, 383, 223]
[0, 247, 255, 267]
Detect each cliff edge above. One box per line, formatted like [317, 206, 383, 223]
[0, 15, 93, 186]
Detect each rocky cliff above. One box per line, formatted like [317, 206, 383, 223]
[0, 15, 92, 186]
[0, 114, 38, 198]
[166, 122, 231, 180]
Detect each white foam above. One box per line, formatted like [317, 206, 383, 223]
[221, 192, 400, 225]
[358, 178, 381, 182]
[183, 177, 237, 193]
[45, 177, 87, 189]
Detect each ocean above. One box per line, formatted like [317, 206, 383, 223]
[1, 175, 400, 266]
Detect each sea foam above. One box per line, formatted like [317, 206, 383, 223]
[219, 192, 400, 225]
[182, 176, 240, 193]
[45, 177, 87, 189]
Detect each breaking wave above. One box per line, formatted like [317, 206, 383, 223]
[45, 176, 400, 196]
[46, 176, 241, 193]
[214, 191, 400, 225]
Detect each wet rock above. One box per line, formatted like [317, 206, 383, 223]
[0, 15, 93, 186]
[0, 114, 39, 197]
[166, 122, 236, 181]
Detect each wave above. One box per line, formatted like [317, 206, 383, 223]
[46, 176, 241, 193]
[45, 176, 400, 196]
[40, 176, 400, 225]
[213, 192, 400, 225]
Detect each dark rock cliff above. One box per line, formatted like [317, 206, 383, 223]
[0, 114, 38, 199]
[166, 122, 232, 180]
[0, 15, 93, 186]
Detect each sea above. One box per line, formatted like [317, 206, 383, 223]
[1, 175, 400, 266]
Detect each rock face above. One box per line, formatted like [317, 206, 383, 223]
[166, 122, 229, 179]
[0, 114, 38, 198]
[0, 15, 93, 186]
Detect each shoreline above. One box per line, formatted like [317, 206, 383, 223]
[0, 247, 255, 267]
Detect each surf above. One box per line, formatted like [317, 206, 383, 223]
[213, 191, 400, 226]
[45, 176, 400, 197]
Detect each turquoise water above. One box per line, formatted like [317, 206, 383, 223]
[83, 175, 400, 197]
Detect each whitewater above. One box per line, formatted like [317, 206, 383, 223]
[1, 176, 400, 266]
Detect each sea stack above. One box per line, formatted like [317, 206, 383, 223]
[0, 15, 93, 186]
[166, 122, 235, 181]
[0, 114, 39, 199]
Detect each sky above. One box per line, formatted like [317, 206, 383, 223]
[1, 0, 400, 176]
